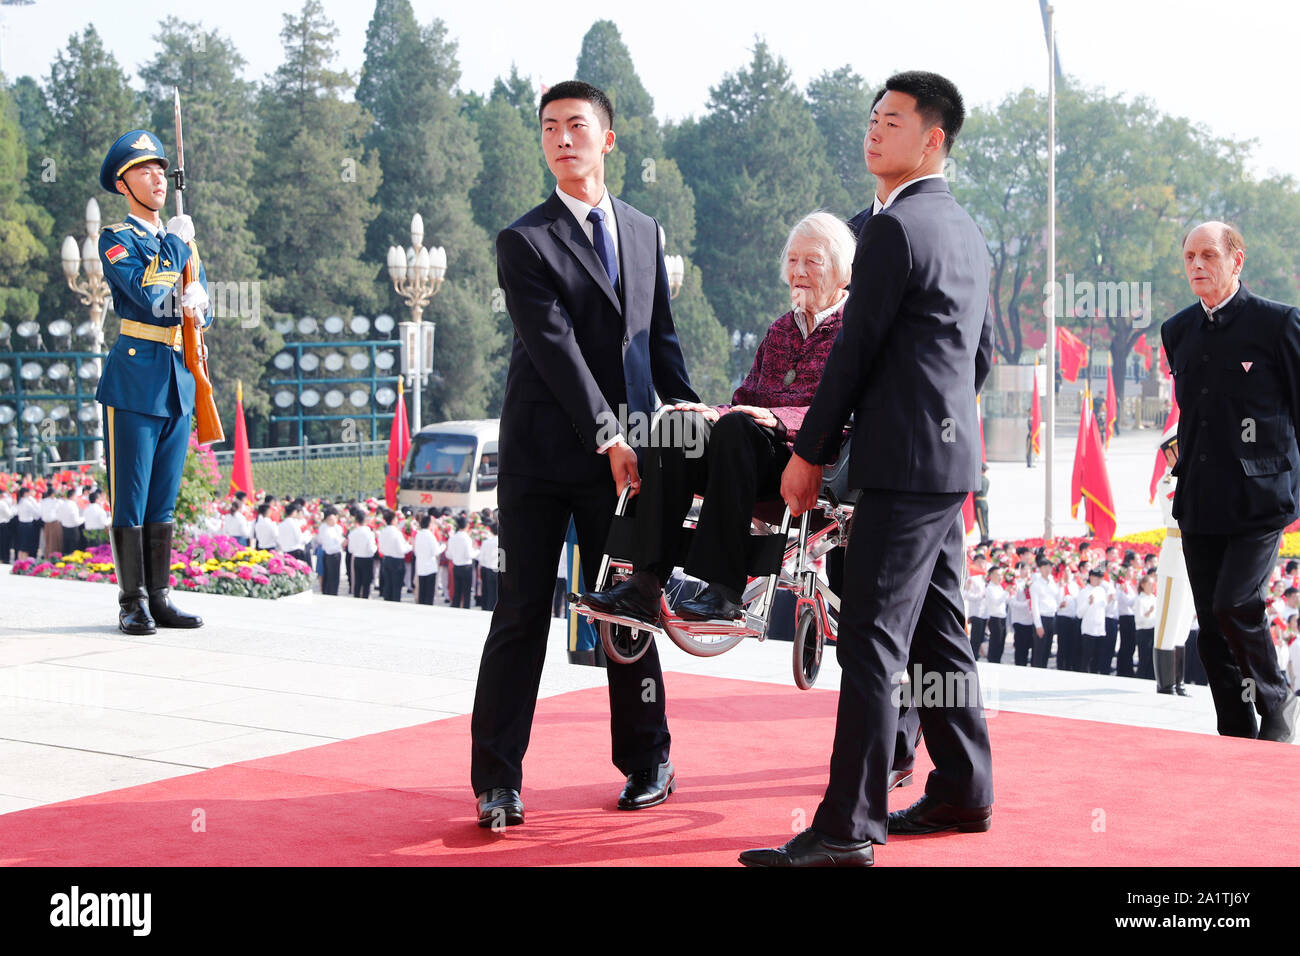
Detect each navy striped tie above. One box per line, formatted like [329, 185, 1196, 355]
[587, 208, 619, 292]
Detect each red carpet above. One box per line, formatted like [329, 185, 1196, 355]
[0, 673, 1294, 866]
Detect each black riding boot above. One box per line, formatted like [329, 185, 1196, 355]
[110, 525, 156, 635]
[1154, 648, 1176, 694]
[1173, 644, 1191, 697]
[145, 522, 203, 628]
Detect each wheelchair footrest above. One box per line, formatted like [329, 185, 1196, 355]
[573, 602, 667, 638]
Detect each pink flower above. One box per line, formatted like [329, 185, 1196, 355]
[252, 575, 269, 585]
[237, 566, 253, 580]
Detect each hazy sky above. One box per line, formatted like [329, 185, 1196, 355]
[2, 0, 1296, 180]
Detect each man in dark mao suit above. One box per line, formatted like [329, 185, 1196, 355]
[469, 81, 698, 827]
[742, 71, 995, 867]
[1161, 221, 1300, 743]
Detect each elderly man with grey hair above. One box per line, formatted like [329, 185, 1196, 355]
[583, 210, 856, 623]
[1161, 220, 1300, 743]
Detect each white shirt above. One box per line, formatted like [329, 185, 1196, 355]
[0, 496, 12, 522]
[1116, 581, 1137, 616]
[1078, 584, 1110, 636]
[1135, 592, 1158, 630]
[447, 529, 477, 566]
[478, 534, 499, 572]
[277, 517, 305, 552]
[793, 290, 849, 339]
[414, 528, 444, 576]
[254, 515, 279, 549]
[83, 502, 109, 531]
[378, 524, 410, 558]
[963, 572, 987, 619]
[984, 581, 1009, 619]
[1029, 574, 1061, 629]
[315, 522, 344, 555]
[1103, 579, 1119, 619]
[57, 498, 82, 528]
[1008, 583, 1034, 626]
[40, 497, 58, 522]
[347, 525, 377, 558]
[223, 510, 251, 538]
[18, 497, 41, 522]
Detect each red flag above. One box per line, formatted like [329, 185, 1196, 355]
[1070, 386, 1117, 541]
[385, 378, 411, 508]
[229, 380, 254, 497]
[962, 492, 977, 537]
[977, 394, 986, 462]
[1149, 391, 1180, 504]
[1030, 364, 1042, 455]
[1057, 327, 1088, 383]
[1133, 334, 1153, 371]
[1158, 343, 1171, 380]
[1104, 363, 1118, 450]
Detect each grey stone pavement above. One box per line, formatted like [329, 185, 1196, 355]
[1, 544, 1255, 817]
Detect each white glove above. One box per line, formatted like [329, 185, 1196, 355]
[165, 215, 195, 243]
[181, 281, 210, 315]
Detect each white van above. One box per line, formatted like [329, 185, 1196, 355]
[398, 419, 499, 513]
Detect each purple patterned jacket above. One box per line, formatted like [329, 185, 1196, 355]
[721, 305, 844, 442]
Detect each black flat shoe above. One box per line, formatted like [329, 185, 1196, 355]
[739, 828, 874, 868]
[581, 571, 662, 625]
[476, 787, 524, 828]
[617, 761, 675, 810]
[676, 585, 744, 621]
[888, 793, 991, 835]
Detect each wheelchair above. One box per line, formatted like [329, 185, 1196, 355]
[571, 430, 857, 690]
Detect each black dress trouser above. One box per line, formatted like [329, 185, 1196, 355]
[470, 472, 671, 795]
[812, 491, 993, 845]
[1182, 528, 1292, 738]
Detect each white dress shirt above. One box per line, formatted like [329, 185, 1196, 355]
[82, 502, 109, 531]
[872, 173, 947, 214]
[1135, 592, 1158, 630]
[1078, 585, 1110, 636]
[254, 515, 279, 549]
[414, 528, 444, 576]
[1029, 573, 1061, 630]
[40, 497, 58, 522]
[57, 498, 82, 529]
[18, 497, 41, 522]
[277, 517, 305, 552]
[478, 534, 499, 572]
[223, 510, 252, 539]
[554, 186, 619, 266]
[378, 524, 410, 558]
[984, 581, 1009, 619]
[315, 522, 344, 555]
[447, 529, 477, 567]
[347, 525, 377, 558]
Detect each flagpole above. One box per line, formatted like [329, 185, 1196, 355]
[1044, 3, 1057, 541]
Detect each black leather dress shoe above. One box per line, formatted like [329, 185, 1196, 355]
[617, 761, 675, 810]
[581, 571, 662, 625]
[888, 794, 991, 835]
[676, 585, 744, 621]
[476, 788, 524, 828]
[739, 828, 874, 868]
[1258, 694, 1299, 743]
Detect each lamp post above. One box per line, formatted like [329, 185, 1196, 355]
[387, 213, 447, 435]
[664, 254, 685, 300]
[60, 197, 111, 461]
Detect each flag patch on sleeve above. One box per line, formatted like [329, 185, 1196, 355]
[105, 244, 128, 264]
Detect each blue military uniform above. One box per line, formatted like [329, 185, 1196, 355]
[97, 129, 211, 634]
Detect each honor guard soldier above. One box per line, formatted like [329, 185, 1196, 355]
[97, 129, 212, 635]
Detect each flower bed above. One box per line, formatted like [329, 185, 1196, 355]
[11, 533, 313, 600]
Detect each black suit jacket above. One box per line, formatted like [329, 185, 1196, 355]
[1161, 285, 1300, 533]
[495, 191, 698, 483]
[794, 178, 993, 493]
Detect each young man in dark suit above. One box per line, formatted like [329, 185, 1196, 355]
[470, 81, 698, 828]
[1162, 221, 1300, 743]
[743, 71, 995, 867]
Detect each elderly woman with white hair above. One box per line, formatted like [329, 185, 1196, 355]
[583, 210, 857, 623]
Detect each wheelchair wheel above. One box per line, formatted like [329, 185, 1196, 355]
[600, 620, 654, 664]
[793, 606, 824, 690]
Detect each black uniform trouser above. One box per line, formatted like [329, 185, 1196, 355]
[968, 617, 987, 659]
[452, 565, 473, 608]
[480, 567, 499, 611]
[320, 552, 340, 595]
[471, 472, 671, 795]
[1012, 622, 1034, 666]
[351, 556, 373, 599]
[627, 410, 788, 595]
[1116, 614, 1137, 677]
[1031, 616, 1056, 668]
[0, 517, 10, 563]
[1055, 614, 1079, 671]
[986, 617, 1007, 663]
[1182, 528, 1292, 738]
[812, 491, 992, 845]
[380, 555, 405, 602]
[1082, 633, 1106, 673]
[1135, 627, 1155, 679]
[417, 572, 436, 605]
[1097, 618, 1119, 674]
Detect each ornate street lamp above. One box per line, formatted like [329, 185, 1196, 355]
[60, 197, 111, 460]
[387, 213, 447, 434]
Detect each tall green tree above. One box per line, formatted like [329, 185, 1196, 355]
[34, 27, 143, 333]
[357, 0, 501, 421]
[139, 17, 280, 437]
[0, 85, 51, 326]
[574, 19, 728, 400]
[807, 66, 876, 210]
[468, 88, 543, 236]
[669, 40, 845, 377]
[252, 1, 381, 322]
